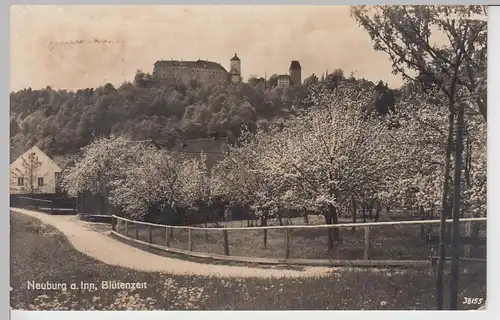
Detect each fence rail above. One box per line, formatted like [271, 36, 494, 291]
[112, 215, 486, 230]
[111, 215, 487, 266]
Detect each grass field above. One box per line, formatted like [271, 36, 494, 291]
[10, 211, 486, 310]
[117, 217, 486, 261]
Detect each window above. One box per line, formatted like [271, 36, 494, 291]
[17, 177, 24, 186]
[38, 177, 44, 187]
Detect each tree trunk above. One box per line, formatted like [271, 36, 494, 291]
[351, 198, 357, 233]
[450, 102, 465, 310]
[362, 203, 367, 223]
[324, 210, 334, 250]
[375, 201, 381, 222]
[368, 200, 374, 220]
[303, 207, 309, 225]
[329, 204, 341, 242]
[277, 209, 284, 226]
[437, 111, 455, 310]
[420, 206, 425, 241]
[204, 220, 208, 240]
[261, 216, 268, 248]
[428, 207, 434, 236]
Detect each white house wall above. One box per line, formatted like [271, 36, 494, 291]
[9, 146, 62, 195]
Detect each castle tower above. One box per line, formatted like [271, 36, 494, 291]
[229, 53, 242, 83]
[289, 60, 302, 86]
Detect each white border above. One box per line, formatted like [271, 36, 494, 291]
[6, 2, 499, 320]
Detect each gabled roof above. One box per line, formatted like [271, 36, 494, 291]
[127, 139, 161, 149]
[10, 145, 62, 171]
[170, 137, 229, 153]
[230, 53, 240, 61]
[289, 60, 301, 70]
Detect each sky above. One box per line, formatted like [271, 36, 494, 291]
[10, 5, 406, 92]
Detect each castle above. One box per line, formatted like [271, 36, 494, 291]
[152, 53, 302, 88]
[152, 53, 242, 86]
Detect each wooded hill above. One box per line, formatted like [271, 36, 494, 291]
[10, 69, 396, 157]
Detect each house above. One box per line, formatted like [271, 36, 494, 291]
[169, 137, 229, 168]
[127, 139, 162, 150]
[10, 146, 62, 195]
[277, 74, 291, 88]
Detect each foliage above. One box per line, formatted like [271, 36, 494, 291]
[350, 5, 487, 120]
[10, 73, 397, 158]
[382, 89, 449, 211]
[213, 127, 278, 219]
[108, 148, 186, 220]
[463, 120, 486, 216]
[10, 81, 306, 156]
[178, 152, 215, 211]
[61, 135, 140, 198]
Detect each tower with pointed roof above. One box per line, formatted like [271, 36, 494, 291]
[229, 53, 242, 83]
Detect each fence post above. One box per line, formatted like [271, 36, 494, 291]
[148, 225, 153, 243]
[125, 220, 128, 237]
[188, 228, 193, 251]
[135, 222, 139, 239]
[464, 219, 472, 258]
[364, 226, 370, 260]
[285, 228, 290, 259]
[51, 201, 54, 215]
[223, 230, 229, 255]
[166, 227, 170, 247]
[112, 216, 116, 232]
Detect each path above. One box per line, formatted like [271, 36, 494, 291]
[10, 208, 335, 279]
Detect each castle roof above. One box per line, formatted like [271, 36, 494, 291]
[230, 53, 240, 61]
[289, 60, 301, 70]
[154, 59, 228, 72]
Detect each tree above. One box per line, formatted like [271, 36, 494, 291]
[178, 152, 216, 224]
[267, 74, 278, 88]
[109, 148, 186, 221]
[134, 70, 147, 88]
[213, 127, 282, 246]
[258, 83, 393, 249]
[303, 74, 319, 89]
[351, 5, 487, 309]
[62, 135, 141, 214]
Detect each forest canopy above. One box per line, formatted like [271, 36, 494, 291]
[9, 70, 395, 158]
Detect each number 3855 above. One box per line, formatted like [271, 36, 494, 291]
[463, 297, 484, 305]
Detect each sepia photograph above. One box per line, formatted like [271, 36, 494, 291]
[9, 5, 487, 311]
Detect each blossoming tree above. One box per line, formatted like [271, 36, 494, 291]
[62, 135, 141, 214]
[109, 148, 186, 221]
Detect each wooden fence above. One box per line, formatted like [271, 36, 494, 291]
[110, 215, 487, 267]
